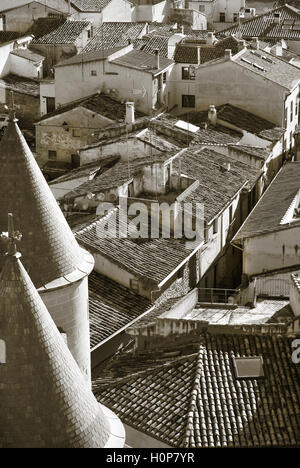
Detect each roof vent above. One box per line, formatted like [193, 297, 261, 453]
[208, 105, 217, 125]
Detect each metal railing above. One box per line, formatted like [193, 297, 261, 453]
[198, 288, 239, 304]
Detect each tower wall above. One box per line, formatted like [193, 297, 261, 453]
[40, 276, 91, 381]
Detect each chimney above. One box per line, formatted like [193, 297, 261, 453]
[154, 49, 160, 69]
[125, 102, 135, 125]
[181, 25, 184, 34]
[225, 49, 232, 60]
[208, 105, 217, 126]
[197, 46, 201, 65]
[238, 39, 246, 51]
[145, 23, 150, 34]
[206, 32, 215, 46]
[251, 37, 259, 50]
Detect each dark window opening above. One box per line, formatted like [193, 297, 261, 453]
[220, 12, 225, 22]
[182, 94, 195, 108]
[48, 150, 57, 160]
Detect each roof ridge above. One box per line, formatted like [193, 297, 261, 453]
[182, 343, 206, 447]
[93, 352, 199, 392]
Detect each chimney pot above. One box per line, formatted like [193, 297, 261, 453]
[206, 32, 215, 45]
[125, 102, 135, 125]
[154, 49, 160, 69]
[208, 105, 217, 126]
[181, 25, 184, 34]
[225, 49, 232, 60]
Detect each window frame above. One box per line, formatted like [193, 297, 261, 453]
[48, 150, 57, 160]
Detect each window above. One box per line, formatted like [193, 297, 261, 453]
[182, 95, 195, 108]
[213, 218, 218, 234]
[220, 12, 225, 22]
[199, 5, 205, 12]
[284, 107, 288, 126]
[72, 128, 81, 138]
[290, 130, 293, 147]
[163, 72, 167, 84]
[48, 150, 57, 160]
[229, 205, 233, 224]
[181, 66, 195, 80]
[91, 70, 97, 76]
[0, 339, 5, 364]
[233, 356, 264, 379]
[45, 96, 55, 114]
[290, 101, 293, 122]
[71, 153, 80, 168]
[233, 13, 238, 22]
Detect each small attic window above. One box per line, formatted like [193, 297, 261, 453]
[0, 340, 6, 364]
[233, 356, 264, 379]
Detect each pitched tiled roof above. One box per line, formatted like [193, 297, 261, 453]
[233, 162, 300, 242]
[82, 22, 147, 52]
[32, 20, 90, 44]
[232, 48, 300, 90]
[111, 49, 174, 75]
[26, 17, 67, 40]
[0, 243, 111, 448]
[75, 209, 196, 284]
[155, 113, 242, 146]
[182, 103, 285, 142]
[93, 332, 300, 447]
[0, 74, 40, 96]
[10, 48, 45, 62]
[71, 0, 112, 11]
[88, 271, 152, 348]
[0, 118, 85, 289]
[0, 31, 21, 44]
[38, 92, 145, 123]
[55, 47, 124, 67]
[218, 4, 300, 41]
[175, 148, 260, 222]
[61, 153, 170, 200]
[142, 35, 170, 58]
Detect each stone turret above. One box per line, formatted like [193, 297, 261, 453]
[0, 113, 94, 379]
[0, 215, 125, 448]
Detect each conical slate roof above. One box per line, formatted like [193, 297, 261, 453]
[0, 230, 112, 448]
[0, 117, 84, 288]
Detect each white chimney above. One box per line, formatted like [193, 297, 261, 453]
[252, 37, 259, 50]
[125, 102, 135, 124]
[197, 46, 201, 65]
[208, 105, 217, 126]
[224, 49, 232, 60]
[238, 39, 246, 51]
[206, 32, 215, 46]
[181, 25, 184, 34]
[154, 49, 160, 69]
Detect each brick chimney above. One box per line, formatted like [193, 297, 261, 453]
[154, 49, 160, 69]
[208, 105, 217, 126]
[125, 102, 135, 124]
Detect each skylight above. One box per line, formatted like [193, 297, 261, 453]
[175, 120, 200, 133]
[233, 356, 264, 379]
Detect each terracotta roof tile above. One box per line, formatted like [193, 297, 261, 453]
[111, 49, 174, 75]
[32, 20, 90, 44]
[82, 22, 147, 52]
[0, 74, 40, 96]
[71, 0, 112, 11]
[93, 332, 300, 448]
[218, 5, 300, 41]
[233, 162, 300, 241]
[88, 271, 152, 348]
